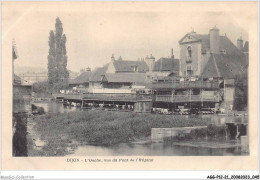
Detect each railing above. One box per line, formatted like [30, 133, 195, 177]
[151, 81, 219, 90]
[65, 93, 83, 100]
[155, 95, 219, 103]
[60, 93, 153, 102]
[52, 93, 65, 98]
[82, 93, 137, 101]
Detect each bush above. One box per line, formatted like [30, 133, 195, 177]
[33, 111, 211, 145]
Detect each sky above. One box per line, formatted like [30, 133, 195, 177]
[2, 2, 252, 72]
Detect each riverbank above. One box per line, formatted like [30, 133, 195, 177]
[28, 110, 214, 156]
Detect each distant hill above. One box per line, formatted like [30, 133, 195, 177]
[14, 65, 79, 80]
[14, 66, 47, 74]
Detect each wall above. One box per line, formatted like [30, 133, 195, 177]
[134, 101, 152, 113]
[150, 71, 171, 77]
[223, 86, 235, 110]
[106, 61, 116, 73]
[179, 42, 201, 76]
[151, 127, 207, 142]
[89, 82, 103, 89]
[70, 83, 89, 90]
[13, 85, 32, 113]
[102, 82, 131, 89]
[88, 88, 133, 94]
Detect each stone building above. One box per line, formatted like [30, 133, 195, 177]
[178, 26, 248, 77]
[178, 26, 248, 110]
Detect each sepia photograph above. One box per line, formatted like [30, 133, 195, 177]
[1, 1, 258, 172]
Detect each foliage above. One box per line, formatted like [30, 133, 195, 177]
[32, 81, 48, 94]
[233, 74, 248, 111]
[33, 111, 211, 146]
[47, 17, 69, 92]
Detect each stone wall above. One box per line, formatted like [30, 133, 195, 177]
[13, 85, 32, 113]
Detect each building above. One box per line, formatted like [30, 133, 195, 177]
[107, 54, 149, 73]
[67, 26, 248, 111]
[178, 26, 248, 77]
[13, 74, 32, 113]
[176, 26, 248, 110]
[68, 70, 92, 91]
[201, 53, 248, 110]
[151, 49, 179, 76]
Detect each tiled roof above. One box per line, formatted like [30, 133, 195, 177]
[153, 58, 179, 72]
[179, 33, 244, 56]
[201, 54, 248, 79]
[103, 73, 147, 83]
[69, 71, 92, 85]
[219, 36, 244, 56]
[89, 64, 109, 82]
[113, 60, 148, 73]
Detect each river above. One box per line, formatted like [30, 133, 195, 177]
[31, 102, 248, 156]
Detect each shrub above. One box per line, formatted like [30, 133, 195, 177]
[33, 111, 211, 145]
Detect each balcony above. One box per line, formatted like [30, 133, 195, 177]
[65, 93, 83, 100]
[155, 95, 220, 103]
[82, 93, 152, 102]
[151, 81, 219, 90]
[82, 93, 137, 102]
[186, 56, 192, 63]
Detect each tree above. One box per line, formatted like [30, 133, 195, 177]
[32, 81, 48, 94]
[47, 17, 69, 92]
[47, 31, 55, 91]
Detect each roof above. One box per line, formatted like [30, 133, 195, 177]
[102, 73, 147, 83]
[242, 41, 249, 53]
[69, 71, 92, 85]
[219, 36, 244, 56]
[14, 74, 21, 85]
[179, 32, 244, 56]
[89, 64, 109, 82]
[13, 74, 32, 86]
[201, 54, 248, 79]
[153, 58, 179, 72]
[113, 60, 148, 73]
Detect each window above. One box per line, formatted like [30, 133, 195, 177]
[131, 64, 138, 72]
[186, 65, 193, 76]
[133, 65, 137, 72]
[187, 46, 192, 58]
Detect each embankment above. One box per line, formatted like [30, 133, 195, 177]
[32, 110, 211, 148]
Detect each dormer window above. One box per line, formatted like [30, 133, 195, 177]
[131, 64, 138, 72]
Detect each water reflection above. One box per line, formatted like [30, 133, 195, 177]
[67, 142, 244, 156]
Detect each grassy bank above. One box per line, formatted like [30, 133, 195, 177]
[33, 110, 211, 147]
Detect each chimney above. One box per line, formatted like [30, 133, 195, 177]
[111, 54, 115, 61]
[171, 48, 174, 59]
[118, 56, 122, 61]
[145, 54, 155, 73]
[237, 37, 243, 50]
[209, 26, 220, 54]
